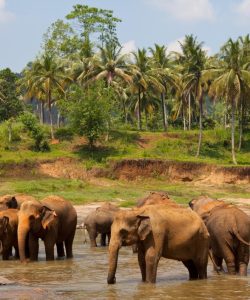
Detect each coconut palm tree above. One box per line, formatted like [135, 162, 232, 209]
[87, 43, 131, 87]
[22, 53, 71, 139]
[178, 35, 207, 157]
[149, 44, 174, 131]
[208, 38, 250, 164]
[130, 48, 163, 130]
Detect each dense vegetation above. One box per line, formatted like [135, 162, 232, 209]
[0, 4, 249, 166]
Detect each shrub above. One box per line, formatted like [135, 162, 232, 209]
[54, 127, 74, 141]
[19, 112, 50, 152]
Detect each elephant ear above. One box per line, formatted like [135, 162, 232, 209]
[2, 216, 9, 232]
[41, 206, 57, 230]
[137, 214, 152, 241]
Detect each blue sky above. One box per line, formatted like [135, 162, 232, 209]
[1, 0, 250, 72]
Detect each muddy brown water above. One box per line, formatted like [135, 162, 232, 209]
[0, 230, 250, 300]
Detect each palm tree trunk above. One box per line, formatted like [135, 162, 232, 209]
[48, 91, 54, 139]
[122, 98, 127, 124]
[188, 93, 191, 130]
[161, 92, 167, 131]
[238, 97, 243, 151]
[40, 101, 45, 124]
[137, 89, 142, 131]
[196, 95, 203, 157]
[231, 98, 237, 165]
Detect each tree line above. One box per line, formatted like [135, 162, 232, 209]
[0, 4, 250, 164]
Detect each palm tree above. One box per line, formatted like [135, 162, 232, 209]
[149, 44, 174, 131]
[208, 38, 250, 164]
[237, 35, 250, 150]
[22, 53, 70, 139]
[87, 43, 131, 87]
[130, 48, 163, 130]
[178, 35, 207, 157]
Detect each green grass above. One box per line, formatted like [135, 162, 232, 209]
[0, 124, 249, 167]
[0, 177, 249, 206]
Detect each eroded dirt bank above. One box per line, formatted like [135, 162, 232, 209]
[1, 158, 249, 185]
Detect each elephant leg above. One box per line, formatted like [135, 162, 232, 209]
[212, 253, 224, 272]
[137, 243, 146, 282]
[101, 233, 106, 246]
[29, 234, 39, 261]
[88, 229, 97, 247]
[44, 235, 55, 261]
[145, 246, 160, 283]
[2, 245, 12, 260]
[223, 251, 236, 275]
[182, 260, 198, 280]
[107, 233, 111, 246]
[65, 230, 75, 259]
[237, 245, 249, 276]
[56, 242, 65, 259]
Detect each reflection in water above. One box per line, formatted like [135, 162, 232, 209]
[0, 229, 249, 299]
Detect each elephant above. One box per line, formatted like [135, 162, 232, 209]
[84, 202, 120, 247]
[136, 191, 178, 207]
[0, 194, 36, 211]
[0, 209, 19, 260]
[107, 205, 209, 284]
[189, 196, 250, 276]
[18, 195, 77, 262]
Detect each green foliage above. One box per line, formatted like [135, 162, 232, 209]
[19, 112, 50, 152]
[54, 127, 74, 141]
[0, 68, 24, 122]
[66, 4, 121, 48]
[202, 117, 216, 129]
[68, 84, 110, 147]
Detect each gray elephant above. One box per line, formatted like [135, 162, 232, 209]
[107, 205, 209, 284]
[189, 196, 250, 276]
[0, 209, 19, 260]
[84, 202, 120, 247]
[18, 195, 77, 262]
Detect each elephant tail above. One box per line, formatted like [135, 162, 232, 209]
[233, 230, 250, 246]
[208, 250, 220, 274]
[232, 222, 250, 246]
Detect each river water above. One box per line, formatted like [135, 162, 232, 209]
[0, 230, 249, 300]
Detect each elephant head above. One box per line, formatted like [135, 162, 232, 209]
[0, 195, 18, 211]
[189, 196, 226, 221]
[18, 200, 57, 262]
[107, 209, 151, 284]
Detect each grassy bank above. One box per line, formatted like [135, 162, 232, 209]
[0, 177, 249, 207]
[0, 127, 249, 167]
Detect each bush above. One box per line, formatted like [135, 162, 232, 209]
[202, 117, 216, 129]
[19, 112, 50, 152]
[54, 127, 74, 141]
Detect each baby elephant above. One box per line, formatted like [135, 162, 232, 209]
[0, 209, 19, 260]
[84, 202, 120, 247]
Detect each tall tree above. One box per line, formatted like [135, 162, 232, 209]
[21, 54, 71, 139]
[149, 44, 173, 131]
[131, 48, 162, 130]
[179, 35, 207, 157]
[208, 38, 250, 164]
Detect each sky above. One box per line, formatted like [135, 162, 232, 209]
[1, 0, 250, 72]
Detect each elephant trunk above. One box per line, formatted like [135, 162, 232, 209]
[107, 242, 121, 284]
[18, 217, 30, 263]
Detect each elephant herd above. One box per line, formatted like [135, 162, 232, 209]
[0, 191, 249, 285]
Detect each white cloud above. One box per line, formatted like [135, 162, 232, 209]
[0, 0, 14, 23]
[148, 0, 215, 21]
[121, 40, 137, 55]
[236, 0, 250, 17]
